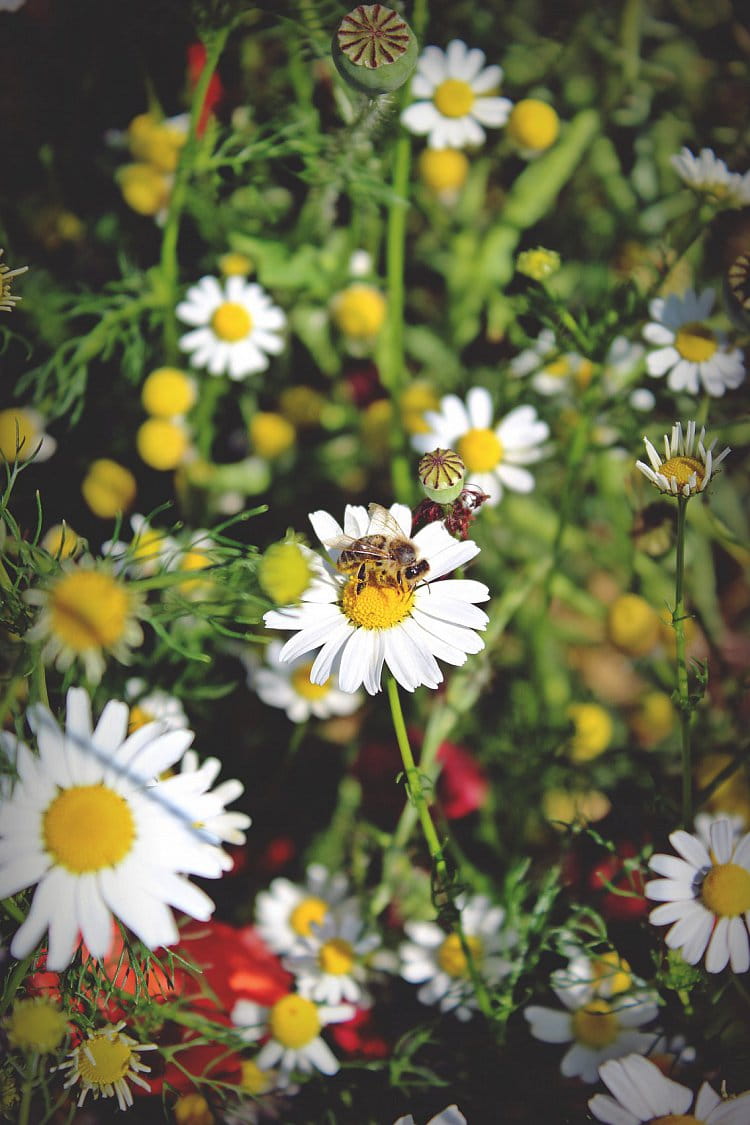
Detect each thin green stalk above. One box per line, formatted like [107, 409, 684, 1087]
[158, 27, 230, 361]
[17, 1058, 37, 1125]
[673, 495, 692, 827]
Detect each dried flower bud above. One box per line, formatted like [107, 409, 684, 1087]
[419, 448, 466, 503]
[516, 247, 561, 281]
[332, 5, 418, 96]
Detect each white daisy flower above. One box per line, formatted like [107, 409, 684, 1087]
[177, 275, 286, 380]
[0, 688, 244, 970]
[394, 1108, 466, 1125]
[524, 963, 660, 1083]
[412, 388, 549, 506]
[401, 39, 512, 150]
[255, 864, 350, 955]
[510, 328, 595, 397]
[400, 893, 515, 1021]
[124, 677, 189, 731]
[0, 406, 55, 463]
[283, 902, 381, 1006]
[264, 502, 489, 695]
[671, 146, 750, 209]
[590, 1053, 750, 1125]
[102, 513, 179, 578]
[56, 1021, 156, 1111]
[231, 994, 354, 1086]
[551, 950, 638, 1003]
[248, 638, 364, 723]
[636, 420, 730, 498]
[173, 748, 252, 848]
[645, 816, 750, 973]
[642, 288, 745, 396]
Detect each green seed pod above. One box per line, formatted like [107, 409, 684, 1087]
[419, 448, 466, 503]
[332, 5, 418, 96]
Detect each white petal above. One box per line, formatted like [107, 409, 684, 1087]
[669, 830, 711, 869]
[471, 96, 513, 126]
[704, 915, 730, 973]
[588, 1093, 640, 1125]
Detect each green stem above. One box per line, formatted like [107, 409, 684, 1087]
[543, 401, 597, 609]
[18, 1059, 37, 1125]
[158, 27, 230, 361]
[620, 0, 642, 84]
[673, 495, 692, 827]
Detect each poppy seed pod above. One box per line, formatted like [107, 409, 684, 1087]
[332, 5, 418, 96]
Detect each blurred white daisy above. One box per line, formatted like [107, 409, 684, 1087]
[0, 688, 242, 969]
[524, 962, 659, 1083]
[231, 993, 354, 1086]
[636, 420, 730, 499]
[102, 514, 179, 578]
[283, 902, 381, 1006]
[264, 503, 489, 695]
[399, 893, 515, 1021]
[551, 949, 637, 1003]
[395, 1108, 466, 1125]
[125, 677, 189, 732]
[642, 288, 745, 396]
[248, 638, 364, 722]
[56, 1021, 156, 1111]
[645, 816, 750, 973]
[177, 275, 286, 380]
[413, 388, 549, 506]
[0, 406, 55, 463]
[590, 1053, 750, 1125]
[401, 40, 512, 149]
[255, 864, 350, 955]
[671, 146, 750, 209]
[510, 328, 595, 396]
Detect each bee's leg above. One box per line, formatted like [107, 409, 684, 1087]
[356, 563, 367, 594]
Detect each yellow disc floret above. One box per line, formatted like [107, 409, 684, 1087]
[219, 252, 254, 277]
[258, 541, 313, 605]
[249, 412, 296, 460]
[592, 952, 632, 997]
[457, 428, 503, 473]
[211, 302, 252, 342]
[75, 1030, 136, 1087]
[400, 381, 440, 435]
[674, 323, 718, 363]
[290, 897, 328, 937]
[4, 997, 69, 1054]
[341, 579, 414, 630]
[118, 164, 171, 217]
[291, 662, 332, 701]
[606, 593, 661, 657]
[136, 418, 189, 470]
[0, 408, 38, 462]
[570, 999, 620, 1048]
[42, 523, 80, 559]
[567, 703, 613, 763]
[141, 368, 196, 417]
[81, 460, 137, 519]
[44, 784, 135, 873]
[658, 455, 705, 489]
[418, 149, 469, 194]
[239, 1059, 272, 1096]
[433, 78, 475, 118]
[268, 995, 320, 1049]
[173, 1093, 215, 1125]
[436, 933, 483, 978]
[507, 99, 560, 151]
[318, 938, 355, 976]
[701, 863, 750, 917]
[49, 569, 130, 653]
[333, 285, 387, 338]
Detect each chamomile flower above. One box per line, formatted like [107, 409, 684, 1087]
[231, 994, 355, 1086]
[645, 816, 750, 973]
[24, 557, 145, 683]
[264, 503, 489, 694]
[670, 146, 750, 209]
[56, 1021, 156, 1111]
[524, 960, 660, 1083]
[175, 748, 252, 847]
[125, 678, 188, 731]
[177, 275, 286, 380]
[642, 288, 745, 396]
[0, 247, 28, 311]
[401, 40, 512, 149]
[636, 421, 730, 499]
[283, 903, 381, 1006]
[694, 811, 745, 853]
[510, 328, 595, 395]
[589, 1053, 750, 1125]
[412, 388, 549, 506]
[0, 687, 240, 969]
[0, 407, 56, 463]
[248, 639, 364, 723]
[395, 1109, 466, 1125]
[399, 893, 515, 1021]
[102, 513, 179, 577]
[3, 997, 69, 1054]
[255, 864, 351, 955]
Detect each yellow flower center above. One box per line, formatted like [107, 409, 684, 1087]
[118, 163, 171, 217]
[0, 408, 37, 462]
[131, 527, 166, 567]
[418, 148, 469, 193]
[41, 524, 79, 559]
[137, 418, 188, 471]
[592, 952, 632, 996]
[674, 322, 717, 363]
[436, 933, 483, 978]
[341, 578, 414, 630]
[49, 570, 130, 652]
[258, 541, 313, 605]
[567, 703, 613, 763]
[650, 1117, 702, 1125]
[219, 252, 254, 277]
[43, 784, 136, 873]
[5, 998, 69, 1054]
[211, 301, 252, 342]
[433, 78, 475, 118]
[239, 1059, 272, 1095]
[173, 1093, 215, 1125]
[268, 995, 320, 1049]
[81, 459, 137, 519]
[75, 1032, 134, 1087]
[127, 703, 153, 733]
[658, 455, 705, 488]
[701, 862, 750, 917]
[507, 99, 560, 151]
[318, 937, 355, 976]
[291, 662, 332, 701]
[177, 549, 212, 595]
[607, 593, 661, 657]
[333, 285, 387, 338]
[290, 896, 328, 937]
[457, 428, 503, 472]
[141, 368, 196, 417]
[249, 412, 296, 460]
[570, 999, 619, 1048]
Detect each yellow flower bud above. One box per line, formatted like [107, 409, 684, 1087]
[141, 367, 196, 417]
[118, 163, 171, 217]
[507, 99, 560, 153]
[82, 459, 137, 518]
[249, 412, 296, 460]
[332, 284, 387, 339]
[136, 418, 190, 470]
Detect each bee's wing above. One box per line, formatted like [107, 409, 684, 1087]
[322, 532, 392, 559]
[366, 503, 405, 537]
[323, 532, 357, 551]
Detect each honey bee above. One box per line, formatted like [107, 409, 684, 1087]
[324, 503, 430, 594]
